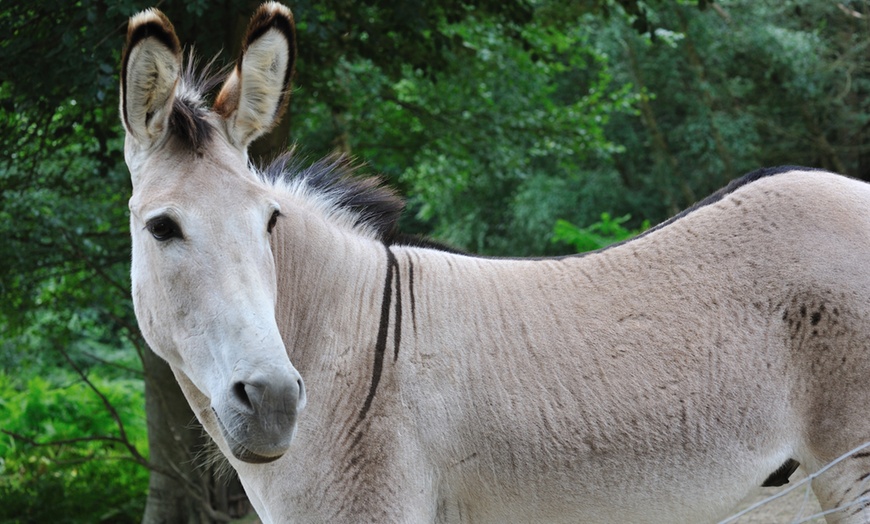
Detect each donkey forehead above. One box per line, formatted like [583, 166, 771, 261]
[130, 139, 271, 216]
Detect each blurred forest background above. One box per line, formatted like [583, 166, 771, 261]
[3, 0, 870, 522]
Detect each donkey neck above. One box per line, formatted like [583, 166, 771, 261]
[269, 193, 389, 374]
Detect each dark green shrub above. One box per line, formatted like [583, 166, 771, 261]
[0, 373, 148, 523]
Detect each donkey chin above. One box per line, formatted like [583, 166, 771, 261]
[213, 405, 299, 464]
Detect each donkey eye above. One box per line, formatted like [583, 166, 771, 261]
[267, 210, 281, 234]
[146, 216, 182, 241]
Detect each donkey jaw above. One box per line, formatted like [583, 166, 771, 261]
[213, 406, 297, 464]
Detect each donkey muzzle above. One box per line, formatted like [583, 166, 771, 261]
[214, 367, 306, 464]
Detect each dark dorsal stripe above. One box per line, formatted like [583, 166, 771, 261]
[628, 165, 825, 244]
[486, 165, 828, 262]
[559, 165, 825, 260]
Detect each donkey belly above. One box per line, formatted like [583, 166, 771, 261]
[442, 473, 760, 524]
[438, 392, 793, 524]
[422, 314, 799, 524]
[438, 418, 794, 524]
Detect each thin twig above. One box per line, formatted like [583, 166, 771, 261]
[80, 349, 144, 377]
[710, 2, 731, 23]
[96, 305, 148, 366]
[55, 344, 150, 468]
[1, 428, 129, 448]
[61, 228, 131, 300]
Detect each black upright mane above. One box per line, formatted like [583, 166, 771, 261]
[261, 153, 471, 252]
[261, 152, 407, 243]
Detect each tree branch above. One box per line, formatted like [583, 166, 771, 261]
[55, 344, 151, 469]
[80, 349, 144, 377]
[1, 429, 130, 449]
[61, 228, 131, 301]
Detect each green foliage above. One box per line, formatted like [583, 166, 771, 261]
[1, 8, 149, 517]
[291, 0, 533, 84]
[594, 0, 870, 222]
[552, 213, 650, 252]
[0, 372, 147, 523]
[293, 11, 640, 255]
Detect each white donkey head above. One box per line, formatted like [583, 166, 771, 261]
[121, 2, 305, 463]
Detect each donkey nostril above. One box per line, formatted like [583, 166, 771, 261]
[232, 381, 254, 412]
[296, 378, 306, 409]
[229, 377, 303, 416]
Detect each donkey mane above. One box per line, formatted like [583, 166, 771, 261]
[261, 162, 823, 257]
[260, 151, 406, 242]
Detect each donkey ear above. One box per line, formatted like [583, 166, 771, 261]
[214, 2, 296, 150]
[120, 9, 182, 148]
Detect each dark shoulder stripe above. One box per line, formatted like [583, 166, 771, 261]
[355, 245, 396, 425]
[391, 251, 402, 362]
[407, 254, 418, 335]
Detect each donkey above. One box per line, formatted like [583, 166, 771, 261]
[121, 3, 870, 523]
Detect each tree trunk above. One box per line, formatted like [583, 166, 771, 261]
[141, 347, 250, 524]
[623, 33, 691, 213]
[676, 6, 735, 183]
